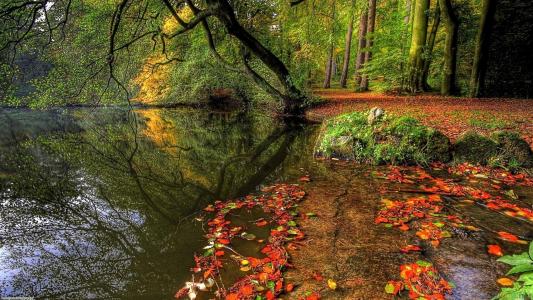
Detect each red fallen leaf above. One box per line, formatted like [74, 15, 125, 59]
[286, 283, 295, 292]
[215, 250, 225, 257]
[398, 223, 410, 231]
[498, 231, 519, 242]
[400, 245, 422, 253]
[225, 293, 239, 300]
[255, 219, 269, 227]
[275, 280, 283, 292]
[312, 271, 324, 282]
[299, 175, 311, 182]
[488, 244, 503, 256]
[240, 284, 254, 296]
[374, 216, 388, 224]
[265, 290, 275, 300]
[218, 238, 230, 245]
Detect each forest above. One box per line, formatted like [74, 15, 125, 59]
[1, 0, 532, 112]
[1, 1, 533, 300]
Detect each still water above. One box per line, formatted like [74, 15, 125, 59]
[0, 108, 318, 299]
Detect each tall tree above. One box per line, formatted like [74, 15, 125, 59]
[354, 10, 368, 89]
[407, 0, 430, 92]
[359, 0, 377, 91]
[323, 0, 337, 89]
[438, 0, 458, 95]
[421, 2, 441, 90]
[469, 0, 495, 97]
[340, 0, 357, 88]
[0, 0, 308, 115]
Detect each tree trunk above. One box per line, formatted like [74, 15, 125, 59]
[421, 2, 441, 90]
[469, 0, 494, 97]
[407, 0, 430, 92]
[208, 0, 305, 114]
[340, 0, 356, 88]
[323, 46, 334, 88]
[439, 0, 458, 95]
[359, 0, 377, 91]
[323, 0, 337, 89]
[354, 11, 368, 89]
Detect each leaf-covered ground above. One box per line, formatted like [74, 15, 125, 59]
[308, 90, 533, 149]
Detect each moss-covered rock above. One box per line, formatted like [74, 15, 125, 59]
[491, 131, 533, 169]
[453, 131, 533, 170]
[453, 132, 498, 165]
[315, 110, 451, 165]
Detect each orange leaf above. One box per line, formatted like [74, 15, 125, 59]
[286, 283, 294, 292]
[487, 244, 503, 256]
[497, 277, 514, 286]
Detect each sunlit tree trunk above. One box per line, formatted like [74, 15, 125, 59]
[407, 0, 430, 92]
[340, 0, 356, 88]
[360, 0, 376, 91]
[354, 11, 368, 89]
[469, 0, 494, 97]
[438, 0, 458, 95]
[421, 2, 441, 90]
[323, 0, 337, 89]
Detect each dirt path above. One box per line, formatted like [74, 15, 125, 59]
[307, 90, 533, 149]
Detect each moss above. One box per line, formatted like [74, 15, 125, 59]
[491, 131, 533, 169]
[454, 132, 498, 165]
[315, 110, 451, 165]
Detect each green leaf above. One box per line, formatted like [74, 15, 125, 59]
[384, 283, 395, 294]
[529, 241, 533, 260]
[498, 253, 533, 266]
[416, 260, 432, 267]
[518, 272, 533, 283]
[507, 264, 533, 275]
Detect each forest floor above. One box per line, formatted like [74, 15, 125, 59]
[307, 89, 533, 149]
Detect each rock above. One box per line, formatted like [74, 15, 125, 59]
[326, 135, 355, 160]
[453, 132, 498, 165]
[367, 107, 384, 125]
[491, 131, 533, 168]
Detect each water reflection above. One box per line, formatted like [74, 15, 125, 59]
[0, 108, 316, 299]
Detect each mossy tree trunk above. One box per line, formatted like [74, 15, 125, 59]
[438, 0, 458, 95]
[469, 0, 494, 97]
[407, 0, 430, 93]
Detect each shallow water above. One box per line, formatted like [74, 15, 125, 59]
[0, 108, 319, 299]
[1, 108, 532, 300]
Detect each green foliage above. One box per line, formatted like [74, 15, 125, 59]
[316, 110, 451, 165]
[494, 242, 533, 300]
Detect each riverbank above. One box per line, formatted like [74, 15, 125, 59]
[307, 90, 533, 150]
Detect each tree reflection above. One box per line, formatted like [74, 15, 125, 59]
[0, 108, 310, 299]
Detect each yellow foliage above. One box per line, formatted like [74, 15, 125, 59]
[132, 54, 173, 104]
